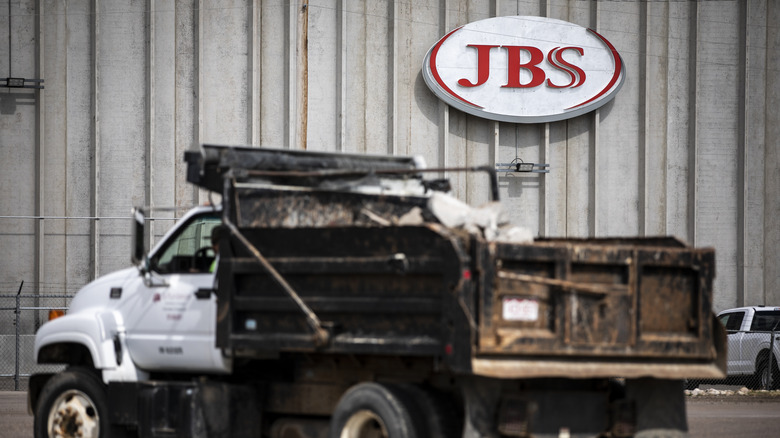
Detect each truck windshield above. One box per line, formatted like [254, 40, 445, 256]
[150, 214, 221, 274]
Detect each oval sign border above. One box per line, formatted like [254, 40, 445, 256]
[422, 16, 626, 124]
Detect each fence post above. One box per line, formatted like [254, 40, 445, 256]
[771, 329, 776, 390]
[14, 281, 23, 391]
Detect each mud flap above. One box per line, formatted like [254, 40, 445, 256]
[461, 377, 502, 438]
[625, 378, 688, 438]
[27, 373, 55, 415]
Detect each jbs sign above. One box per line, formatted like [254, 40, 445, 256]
[422, 16, 625, 124]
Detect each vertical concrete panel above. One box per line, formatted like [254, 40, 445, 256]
[435, 1, 495, 206]
[362, 1, 392, 156]
[448, 112, 469, 202]
[200, 0, 250, 145]
[442, 2, 468, 200]
[0, 0, 37, 290]
[743, 0, 767, 306]
[307, 1, 338, 152]
[402, 0, 441, 166]
[498, 0, 541, 16]
[544, 0, 584, 237]
[644, 1, 669, 236]
[289, 1, 304, 149]
[41, 0, 68, 291]
[462, 2, 495, 208]
[497, 123, 544, 233]
[549, 0, 575, 19]
[259, 1, 288, 147]
[695, 2, 740, 311]
[463, 119, 495, 207]
[391, 0, 413, 157]
[765, 0, 780, 305]
[95, 0, 148, 275]
[555, 2, 596, 238]
[665, 2, 694, 243]
[438, 2, 463, 200]
[595, 2, 641, 237]
[0, 2, 6, 75]
[149, 2, 178, 245]
[338, 0, 394, 156]
[342, 1, 367, 154]
[564, 118, 594, 237]
[174, 0, 199, 211]
[336, 0, 393, 154]
[545, 123, 568, 236]
[63, 1, 97, 289]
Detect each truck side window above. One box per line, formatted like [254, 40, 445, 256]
[750, 311, 780, 332]
[150, 215, 221, 274]
[719, 312, 745, 332]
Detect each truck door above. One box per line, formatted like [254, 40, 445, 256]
[123, 213, 230, 373]
[718, 311, 748, 374]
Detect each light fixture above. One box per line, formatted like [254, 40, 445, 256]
[3, 5, 44, 90]
[496, 159, 550, 174]
[1, 77, 44, 89]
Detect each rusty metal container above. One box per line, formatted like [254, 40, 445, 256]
[473, 237, 725, 379]
[187, 145, 725, 380]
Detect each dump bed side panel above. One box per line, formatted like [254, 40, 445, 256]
[216, 223, 466, 357]
[477, 239, 718, 364]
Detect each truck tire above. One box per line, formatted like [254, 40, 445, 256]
[398, 385, 461, 438]
[625, 378, 688, 437]
[329, 382, 426, 438]
[756, 355, 780, 390]
[34, 367, 113, 438]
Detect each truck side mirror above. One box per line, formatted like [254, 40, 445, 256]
[131, 208, 148, 266]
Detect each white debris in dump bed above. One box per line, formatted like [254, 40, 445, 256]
[428, 192, 533, 243]
[341, 176, 430, 197]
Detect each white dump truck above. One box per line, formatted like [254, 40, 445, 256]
[30, 145, 725, 438]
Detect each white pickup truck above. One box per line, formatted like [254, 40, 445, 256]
[717, 306, 780, 389]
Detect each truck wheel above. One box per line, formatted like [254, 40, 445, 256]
[398, 385, 461, 438]
[329, 382, 426, 438]
[34, 368, 111, 438]
[756, 357, 780, 390]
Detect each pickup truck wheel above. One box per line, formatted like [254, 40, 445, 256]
[756, 357, 780, 390]
[329, 383, 426, 438]
[34, 368, 110, 438]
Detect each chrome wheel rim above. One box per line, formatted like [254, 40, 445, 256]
[47, 389, 100, 438]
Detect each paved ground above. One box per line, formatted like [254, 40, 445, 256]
[3, 391, 779, 437]
[0, 392, 32, 438]
[686, 396, 780, 438]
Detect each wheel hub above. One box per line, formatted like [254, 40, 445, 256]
[341, 409, 389, 438]
[48, 390, 99, 438]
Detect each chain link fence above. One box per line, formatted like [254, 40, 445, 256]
[3, 277, 777, 393]
[686, 328, 780, 391]
[0, 286, 74, 391]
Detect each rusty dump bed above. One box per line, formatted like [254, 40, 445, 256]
[474, 237, 725, 379]
[187, 145, 726, 380]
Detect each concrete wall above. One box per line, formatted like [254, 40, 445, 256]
[0, 0, 778, 312]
